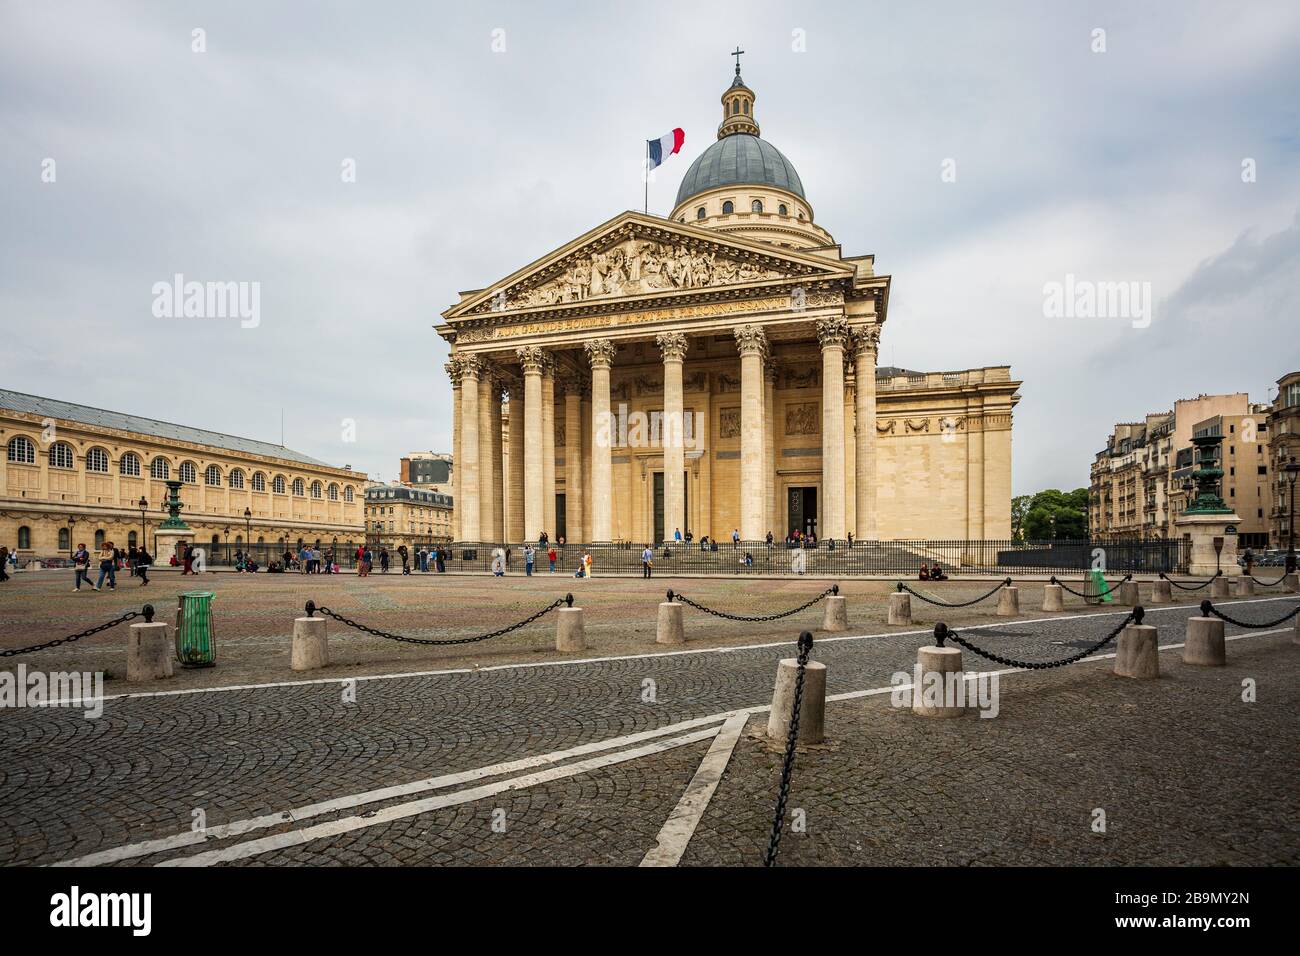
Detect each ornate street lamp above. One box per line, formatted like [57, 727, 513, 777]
[223, 525, 230, 564]
[1283, 457, 1300, 574]
[244, 507, 252, 562]
[67, 515, 76, 558]
[138, 496, 147, 555]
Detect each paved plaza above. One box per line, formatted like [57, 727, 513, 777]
[0, 569, 1297, 867]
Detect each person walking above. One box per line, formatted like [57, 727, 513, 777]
[380, 548, 390, 573]
[95, 541, 117, 590]
[73, 543, 91, 590]
[525, 544, 535, 577]
[181, 542, 195, 575]
[641, 544, 653, 578]
[398, 545, 410, 575]
[136, 546, 152, 585]
[0, 545, 9, 583]
[547, 545, 557, 573]
[732, 528, 740, 548]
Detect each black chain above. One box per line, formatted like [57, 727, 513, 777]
[1051, 573, 1131, 599]
[308, 596, 569, 646]
[1249, 573, 1289, 588]
[764, 631, 813, 868]
[934, 608, 1140, 670]
[669, 585, 837, 623]
[898, 578, 1010, 608]
[0, 606, 150, 658]
[1159, 571, 1219, 592]
[1200, 598, 1300, 630]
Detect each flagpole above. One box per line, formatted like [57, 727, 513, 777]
[644, 140, 649, 215]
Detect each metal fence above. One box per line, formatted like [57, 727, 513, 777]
[411, 538, 1190, 577]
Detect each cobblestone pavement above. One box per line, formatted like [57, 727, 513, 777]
[0, 571, 1295, 867]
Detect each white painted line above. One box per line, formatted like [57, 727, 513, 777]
[32, 593, 1299, 707]
[159, 727, 722, 866]
[48, 711, 734, 867]
[640, 712, 751, 867]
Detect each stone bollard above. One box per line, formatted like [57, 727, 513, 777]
[1150, 579, 1172, 604]
[821, 591, 848, 632]
[1211, 576, 1230, 599]
[1285, 572, 1299, 593]
[888, 591, 912, 625]
[1183, 616, 1226, 667]
[1118, 581, 1140, 606]
[657, 596, 685, 645]
[913, 629, 965, 718]
[1042, 584, 1064, 612]
[556, 605, 585, 652]
[1234, 576, 1255, 598]
[127, 621, 173, 682]
[766, 638, 826, 745]
[1114, 611, 1159, 679]
[291, 616, 329, 671]
[996, 586, 1020, 617]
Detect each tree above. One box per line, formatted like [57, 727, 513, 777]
[1011, 495, 1032, 541]
[1020, 488, 1089, 540]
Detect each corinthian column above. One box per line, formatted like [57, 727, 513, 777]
[458, 357, 483, 540]
[764, 359, 778, 538]
[818, 317, 849, 540]
[477, 370, 498, 542]
[735, 325, 768, 541]
[656, 331, 688, 543]
[541, 354, 557, 539]
[516, 346, 545, 542]
[585, 339, 615, 541]
[564, 377, 585, 542]
[445, 357, 463, 540]
[852, 324, 880, 539]
[506, 382, 524, 542]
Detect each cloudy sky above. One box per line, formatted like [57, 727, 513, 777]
[3, 0, 1298, 494]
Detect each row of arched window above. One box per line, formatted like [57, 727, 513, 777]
[695, 199, 790, 218]
[6, 436, 354, 501]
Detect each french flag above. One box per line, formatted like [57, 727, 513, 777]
[647, 128, 685, 170]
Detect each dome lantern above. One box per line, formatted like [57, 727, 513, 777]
[719, 46, 760, 138]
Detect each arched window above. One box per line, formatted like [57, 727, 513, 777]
[778, 203, 788, 216]
[49, 442, 74, 469]
[310, 481, 322, 499]
[127, 531, 137, 549]
[179, 461, 197, 484]
[94, 529, 105, 550]
[17, 526, 31, 549]
[150, 457, 170, 479]
[7, 436, 35, 464]
[722, 200, 734, 214]
[743, 100, 749, 114]
[204, 465, 222, 486]
[797, 212, 804, 221]
[257, 536, 265, 545]
[120, 452, 141, 476]
[229, 469, 245, 489]
[59, 528, 70, 551]
[344, 486, 355, 502]
[696, 206, 706, 220]
[328, 483, 339, 501]
[86, 448, 109, 472]
[751, 199, 763, 213]
[291, 478, 305, 497]
[251, 472, 266, 492]
[272, 475, 286, 494]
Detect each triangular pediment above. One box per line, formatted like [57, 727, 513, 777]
[443, 211, 853, 321]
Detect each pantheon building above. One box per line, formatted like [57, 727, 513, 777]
[438, 67, 1020, 545]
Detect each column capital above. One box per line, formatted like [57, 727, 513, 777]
[734, 324, 768, 357]
[460, 355, 484, 382]
[816, 316, 850, 350]
[445, 357, 464, 388]
[515, 345, 546, 374]
[585, 338, 615, 369]
[850, 323, 882, 354]
[655, 331, 689, 362]
[763, 358, 780, 384]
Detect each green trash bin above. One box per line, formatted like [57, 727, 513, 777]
[175, 590, 216, 668]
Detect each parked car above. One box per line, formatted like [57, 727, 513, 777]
[40, 557, 74, 569]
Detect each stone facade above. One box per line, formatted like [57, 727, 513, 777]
[435, 70, 1019, 544]
[1, 391, 365, 560]
[364, 483, 453, 550]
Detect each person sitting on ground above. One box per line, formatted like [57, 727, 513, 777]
[930, 565, 948, 581]
[919, 563, 931, 581]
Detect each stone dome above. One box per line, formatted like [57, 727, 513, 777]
[674, 133, 805, 207]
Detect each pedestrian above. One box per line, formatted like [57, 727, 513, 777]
[418, 547, 427, 572]
[95, 540, 117, 590]
[732, 528, 740, 548]
[547, 545, 557, 573]
[583, 551, 593, 578]
[73, 543, 91, 590]
[492, 547, 506, 576]
[525, 544, 535, 576]
[0, 545, 8, 583]
[380, 548, 390, 573]
[641, 544, 653, 578]
[136, 546, 151, 585]
[674, 527, 682, 543]
[182, 543, 195, 575]
[399, 545, 410, 574]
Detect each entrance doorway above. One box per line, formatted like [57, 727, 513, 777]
[787, 487, 818, 538]
[653, 472, 689, 543]
[556, 494, 567, 543]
